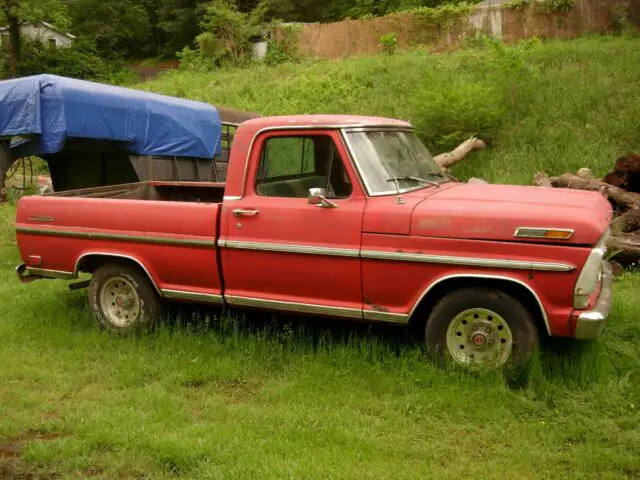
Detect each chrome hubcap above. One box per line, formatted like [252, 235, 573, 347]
[446, 308, 513, 367]
[99, 277, 140, 328]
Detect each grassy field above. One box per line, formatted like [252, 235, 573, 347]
[143, 35, 640, 184]
[2, 36, 640, 479]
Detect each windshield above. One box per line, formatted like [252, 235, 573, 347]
[345, 130, 447, 195]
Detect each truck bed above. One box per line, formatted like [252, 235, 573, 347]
[48, 181, 226, 204]
[16, 181, 224, 299]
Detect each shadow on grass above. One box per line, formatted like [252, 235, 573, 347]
[63, 293, 611, 390]
[167, 302, 416, 355]
[166, 303, 611, 389]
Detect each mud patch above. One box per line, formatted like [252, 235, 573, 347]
[0, 443, 56, 480]
[182, 377, 261, 404]
[215, 378, 261, 404]
[0, 442, 19, 460]
[0, 430, 66, 480]
[78, 465, 105, 477]
[182, 379, 208, 389]
[21, 430, 64, 443]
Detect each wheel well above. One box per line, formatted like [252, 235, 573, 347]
[75, 254, 160, 294]
[408, 276, 549, 336]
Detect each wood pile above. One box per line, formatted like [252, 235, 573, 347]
[535, 154, 640, 267]
[434, 139, 640, 267]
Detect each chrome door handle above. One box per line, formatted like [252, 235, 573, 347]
[233, 209, 260, 217]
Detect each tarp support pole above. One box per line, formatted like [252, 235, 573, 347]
[0, 141, 13, 202]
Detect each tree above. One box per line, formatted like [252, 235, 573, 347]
[194, 0, 267, 65]
[156, 0, 210, 56]
[70, 0, 152, 59]
[0, 0, 69, 77]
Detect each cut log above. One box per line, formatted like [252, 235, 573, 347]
[576, 168, 594, 179]
[603, 234, 640, 268]
[533, 172, 553, 187]
[434, 137, 486, 169]
[603, 153, 640, 192]
[548, 173, 640, 210]
[608, 235, 640, 252]
[467, 177, 488, 184]
[611, 208, 640, 234]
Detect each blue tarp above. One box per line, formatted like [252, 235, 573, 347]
[0, 74, 221, 159]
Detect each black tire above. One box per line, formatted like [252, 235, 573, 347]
[425, 287, 539, 368]
[88, 262, 163, 334]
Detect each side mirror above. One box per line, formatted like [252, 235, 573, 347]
[308, 188, 337, 208]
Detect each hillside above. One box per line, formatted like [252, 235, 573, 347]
[1, 36, 640, 479]
[142, 36, 640, 185]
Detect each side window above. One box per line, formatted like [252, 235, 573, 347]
[258, 137, 315, 180]
[256, 135, 352, 199]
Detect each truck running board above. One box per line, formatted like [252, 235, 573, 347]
[69, 280, 91, 291]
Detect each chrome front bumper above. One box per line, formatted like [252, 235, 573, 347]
[574, 261, 613, 340]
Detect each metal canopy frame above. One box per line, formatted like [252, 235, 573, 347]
[0, 140, 14, 201]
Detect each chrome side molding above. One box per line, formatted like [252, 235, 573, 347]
[219, 240, 360, 258]
[360, 250, 575, 272]
[161, 289, 224, 304]
[217, 240, 574, 272]
[16, 226, 216, 248]
[225, 295, 364, 320]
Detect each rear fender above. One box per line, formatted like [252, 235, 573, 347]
[74, 252, 161, 295]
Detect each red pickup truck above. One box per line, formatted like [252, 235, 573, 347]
[15, 115, 614, 368]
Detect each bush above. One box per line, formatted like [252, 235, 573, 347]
[179, 0, 269, 70]
[609, 2, 638, 36]
[379, 33, 399, 55]
[2, 38, 137, 84]
[264, 24, 301, 65]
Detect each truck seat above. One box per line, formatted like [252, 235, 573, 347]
[257, 175, 326, 198]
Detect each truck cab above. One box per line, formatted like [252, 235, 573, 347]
[15, 113, 614, 369]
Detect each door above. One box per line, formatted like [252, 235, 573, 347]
[220, 130, 366, 318]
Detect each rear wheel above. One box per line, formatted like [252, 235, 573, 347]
[425, 287, 539, 369]
[88, 263, 162, 334]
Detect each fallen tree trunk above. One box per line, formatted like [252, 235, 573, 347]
[607, 234, 640, 267]
[534, 169, 640, 266]
[611, 208, 640, 234]
[434, 137, 486, 169]
[533, 172, 553, 187]
[540, 173, 640, 210]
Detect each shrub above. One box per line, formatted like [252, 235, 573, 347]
[541, 0, 576, 13]
[2, 38, 137, 84]
[265, 24, 301, 65]
[609, 2, 638, 36]
[379, 33, 399, 55]
[181, 0, 270, 70]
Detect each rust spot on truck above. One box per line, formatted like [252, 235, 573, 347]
[28, 216, 55, 223]
[418, 218, 452, 230]
[371, 304, 389, 312]
[364, 297, 389, 312]
[465, 225, 494, 234]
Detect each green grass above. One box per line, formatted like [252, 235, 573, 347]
[2, 36, 640, 478]
[1, 203, 640, 479]
[142, 35, 640, 184]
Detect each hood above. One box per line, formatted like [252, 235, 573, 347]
[411, 183, 612, 246]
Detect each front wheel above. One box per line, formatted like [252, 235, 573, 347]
[425, 287, 539, 369]
[88, 263, 162, 334]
